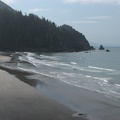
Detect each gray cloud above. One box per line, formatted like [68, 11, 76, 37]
[62, 0, 120, 4]
[2, 0, 16, 4]
[28, 8, 52, 13]
[71, 20, 98, 24]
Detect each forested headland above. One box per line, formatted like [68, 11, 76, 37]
[0, 2, 93, 52]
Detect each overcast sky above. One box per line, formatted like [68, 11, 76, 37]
[2, 0, 120, 46]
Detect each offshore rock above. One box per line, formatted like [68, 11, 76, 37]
[106, 49, 110, 52]
[99, 45, 105, 50]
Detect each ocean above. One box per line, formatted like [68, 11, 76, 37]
[1, 47, 120, 101]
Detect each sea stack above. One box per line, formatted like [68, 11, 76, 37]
[106, 49, 110, 52]
[99, 45, 105, 50]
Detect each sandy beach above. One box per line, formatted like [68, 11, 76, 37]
[0, 55, 120, 120]
[0, 56, 86, 120]
[0, 55, 11, 62]
[0, 69, 87, 120]
[26, 74, 120, 120]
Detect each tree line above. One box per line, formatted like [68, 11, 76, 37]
[0, 8, 92, 52]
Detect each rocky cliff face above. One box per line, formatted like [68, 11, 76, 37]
[59, 25, 91, 51]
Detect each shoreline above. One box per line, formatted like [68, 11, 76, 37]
[0, 55, 120, 120]
[28, 73, 120, 120]
[1, 66, 120, 120]
[0, 68, 86, 120]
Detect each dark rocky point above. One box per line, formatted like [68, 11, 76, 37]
[99, 45, 105, 50]
[106, 49, 110, 52]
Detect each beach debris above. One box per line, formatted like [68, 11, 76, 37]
[78, 113, 84, 116]
[73, 112, 87, 118]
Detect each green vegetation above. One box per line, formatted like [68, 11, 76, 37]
[0, 8, 92, 52]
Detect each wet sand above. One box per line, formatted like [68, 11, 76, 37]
[0, 68, 86, 120]
[27, 74, 120, 120]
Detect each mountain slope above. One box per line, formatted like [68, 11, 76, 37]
[0, 0, 14, 11]
[0, 1, 92, 52]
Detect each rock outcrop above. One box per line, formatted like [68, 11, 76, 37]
[106, 49, 110, 52]
[99, 45, 105, 50]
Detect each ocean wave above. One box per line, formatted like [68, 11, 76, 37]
[115, 84, 120, 87]
[58, 77, 120, 99]
[15, 52, 120, 100]
[40, 54, 59, 60]
[92, 77, 110, 83]
[19, 52, 72, 68]
[17, 66, 40, 74]
[52, 72, 120, 99]
[71, 62, 77, 65]
[108, 71, 120, 75]
[72, 66, 102, 73]
[88, 66, 116, 72]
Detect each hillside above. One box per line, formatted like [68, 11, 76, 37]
[0, 0, 14, 11]
[0, 1, 92, 52]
